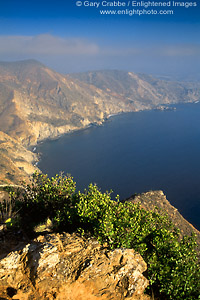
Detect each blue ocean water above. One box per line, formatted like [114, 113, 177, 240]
[37, 103, 200, 230]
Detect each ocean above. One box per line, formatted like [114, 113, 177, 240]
[37, 102, 200, 230]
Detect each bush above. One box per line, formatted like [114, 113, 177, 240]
[9, 173, 200, 300]
[0, 188, 20, 229]
[75, 184, 200, 300]
[14, 172, 77, 232]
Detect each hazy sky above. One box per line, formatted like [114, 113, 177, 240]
[0, 0, 199, 78]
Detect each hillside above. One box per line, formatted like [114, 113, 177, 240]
[70, 69, 200, 107]
[0, 60, 136, 147]
[0, 59, 200, 184]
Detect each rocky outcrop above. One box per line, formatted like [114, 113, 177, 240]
[126, 190, 200, 247]
[0, 232, 149, 300]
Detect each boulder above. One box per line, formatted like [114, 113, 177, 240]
[0, 232, 149, 300]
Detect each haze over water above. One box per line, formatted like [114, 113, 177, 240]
[38, 103, 200, 230]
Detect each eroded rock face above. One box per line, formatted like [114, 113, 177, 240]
[0, 233, 149, 300]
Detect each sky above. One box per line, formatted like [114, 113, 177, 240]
[0, 0, 199, 78]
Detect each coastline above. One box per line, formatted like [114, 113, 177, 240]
[29, 99, 200, 153]
[30, 104, 178, 169]
[27, 100, 200, 181]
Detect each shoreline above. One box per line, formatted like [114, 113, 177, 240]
[30, 100, 199, 150]
[30, 99, 200, 171]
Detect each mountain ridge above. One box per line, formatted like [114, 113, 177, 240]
[0, 59, 200, 185]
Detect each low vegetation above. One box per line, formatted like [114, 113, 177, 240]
[1, 172, 200, 300]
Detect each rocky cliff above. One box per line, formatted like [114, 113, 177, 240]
[0, 232, 149, 300]
[126, 190, 200, 249]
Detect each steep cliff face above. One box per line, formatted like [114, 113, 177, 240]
[0, 232, 149, 300]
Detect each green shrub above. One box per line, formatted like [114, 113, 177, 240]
[0, 188, 20, 229]
[9, 173, 200, 300]
[75, 184, 200, 300]
[15, 172, 77, 232]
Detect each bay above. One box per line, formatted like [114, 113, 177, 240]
[37, 103, 200, 230]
